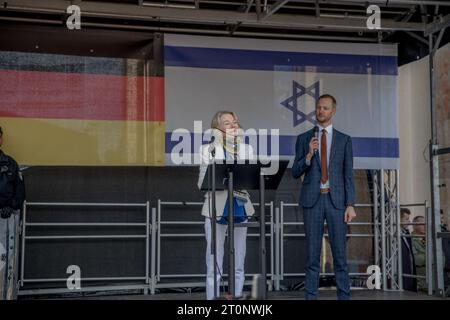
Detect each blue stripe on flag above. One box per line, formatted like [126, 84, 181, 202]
[165, 133, 399, 158]
[164, 46, 397, 75]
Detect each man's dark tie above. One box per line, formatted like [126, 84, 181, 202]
[321, 129, 328, 184]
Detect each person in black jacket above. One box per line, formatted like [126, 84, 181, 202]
[400, 208, 417, 291]
[440, 210, 450, 289]
[0, 126, 25, 300]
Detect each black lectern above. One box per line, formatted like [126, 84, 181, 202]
[201, 159, 288, 299]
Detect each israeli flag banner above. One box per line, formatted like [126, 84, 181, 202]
[164, 34, 398, 170]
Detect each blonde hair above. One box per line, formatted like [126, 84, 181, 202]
[210, 111, 241, 129]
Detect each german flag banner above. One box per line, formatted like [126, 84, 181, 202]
[0, 51, 165, 166]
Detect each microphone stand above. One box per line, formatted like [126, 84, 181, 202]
[210, 145, 218, 299]
[225, 135, 238, 298]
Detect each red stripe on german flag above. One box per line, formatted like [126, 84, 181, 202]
[0, 69, 164, 122]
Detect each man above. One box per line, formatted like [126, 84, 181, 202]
[292, 94, 356, 300]
[411, 215, 426, 292]
[0, 126, 25, 300]
[400, 208, 417, 291]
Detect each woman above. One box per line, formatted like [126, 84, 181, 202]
[197, 111, 255, 300]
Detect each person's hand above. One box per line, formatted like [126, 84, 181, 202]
[308, 137, 319, 157]
[344, 206, 356, 223]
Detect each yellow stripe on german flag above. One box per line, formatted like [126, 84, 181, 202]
[1, 117, 165, 166]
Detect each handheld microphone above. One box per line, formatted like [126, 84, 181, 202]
[313, 126, 319, 154]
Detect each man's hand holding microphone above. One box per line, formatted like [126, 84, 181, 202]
[306, 126, 319, 162]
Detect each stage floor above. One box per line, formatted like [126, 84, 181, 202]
[38, 289, 446, 300]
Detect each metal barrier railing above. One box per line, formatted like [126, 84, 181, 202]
[17, 199, 435, 296]
[18, 201, 152, 296]
[156, 200, 274, 290]
[279, 202, 376, 287]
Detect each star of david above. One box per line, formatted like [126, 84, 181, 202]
[280, 81, 320, 127]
